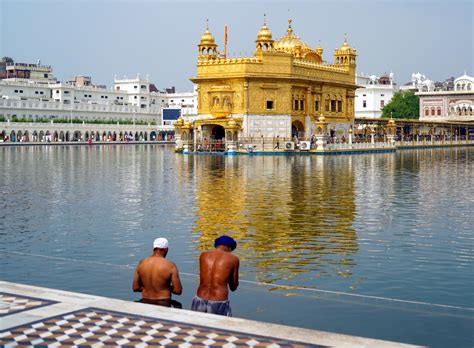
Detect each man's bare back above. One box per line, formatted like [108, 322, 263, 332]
[197, 248, 239, 301]
[133, 238, 182, 305]
[191, 236, 239, 316]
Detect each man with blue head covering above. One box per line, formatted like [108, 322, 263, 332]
[191, 235, 239, 316]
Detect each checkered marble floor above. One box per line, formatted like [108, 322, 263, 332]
[0, 292, 57, 317]
[0, 307, 321, 347]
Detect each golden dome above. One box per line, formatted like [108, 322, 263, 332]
[175, 117, 184, 126]
[200, 20, 215, 45]
[274, 18, 311, 53]
[318, 115, 326, 123]
[256, 15, 273, 41]
[340, 36, 351, 52]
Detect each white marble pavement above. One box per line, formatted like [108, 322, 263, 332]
[0, 281, 423, 348]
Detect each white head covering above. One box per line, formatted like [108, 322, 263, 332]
[153, 238, 169, 249]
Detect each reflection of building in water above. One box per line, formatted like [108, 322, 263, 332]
[190, 155, 357, 285]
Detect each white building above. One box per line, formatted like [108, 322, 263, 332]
[417, 73, 473, 122]
[0, 62, 197, 126]
[399, 72, 435, 92]
[355, 72, 397, 118]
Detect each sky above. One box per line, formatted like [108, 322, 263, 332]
[1, 0, 473, 91]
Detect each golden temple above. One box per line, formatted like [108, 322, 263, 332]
[176, 17, 358, 151]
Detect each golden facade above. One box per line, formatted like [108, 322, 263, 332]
[178, 18, 358, 143]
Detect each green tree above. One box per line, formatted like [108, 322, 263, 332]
[381, 90, 419, 119]
[2, 56, 14, 64]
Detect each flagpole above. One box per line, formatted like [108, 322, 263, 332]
[223, 24, 228, 59]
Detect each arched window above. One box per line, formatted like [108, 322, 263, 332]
[437, 108, 441, 116]
[431, 108, 435, 116]
[467, 83, 472, 91]
[263, 43, 268, 50]
[202, 47, 206, 55]
[212, 96, 220, 106]
[425, 108, 429, 116]
[207, 48, 212, 55]
[223, 96, 230, 106]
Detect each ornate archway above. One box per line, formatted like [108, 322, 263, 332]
[292, 120, 305, 139]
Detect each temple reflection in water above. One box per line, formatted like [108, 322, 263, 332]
[176, 154, 357, 287]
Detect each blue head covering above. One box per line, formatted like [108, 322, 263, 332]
[214, 235, 237, 251]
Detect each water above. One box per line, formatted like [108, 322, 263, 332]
[0, 145, 473, 347]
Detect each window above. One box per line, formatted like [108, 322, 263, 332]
[44, 74, 48, 78]
[266, 100, 273, 110]
[40, 91, 44, 95]
[20, 90, 23, 93]
[437, 108, 441, 116]
[325, 100, 330, 112]
[64, 91, 70, 94]
[425, 109, 429, 116]
[315, 100, 319, 111]
[337, 100, 342, 112]
[35, 91, 39, 94]
[380, 100, 385, 108]
[56, 90, 59, 93]
[14, 90, 18, 93]
[294, 99, 299, 110]
[134, 96, 137, 99]
[363, 100, 367, 108]
[381, 94, 385, 96]
[363, 94, 366, 97]
[300, 100, 304, 111]
[141, 85, 146, 89]
[431, 108, 435, 116]
[331, 100, 336, 112]
[134, 85, 138, 89]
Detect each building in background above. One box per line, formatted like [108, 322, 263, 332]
[355, 72, 396, 118]
[399, 72, 435, 92]
[0, 60, 197, 125]
[417, 73, 473, 121]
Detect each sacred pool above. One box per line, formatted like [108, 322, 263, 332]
[0, 145, 472, 347]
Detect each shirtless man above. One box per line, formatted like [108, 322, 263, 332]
[191, 235, 239, 316]
[133, 237, 182, 308]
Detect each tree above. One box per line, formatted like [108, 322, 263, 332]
[2, 56, 14, 64]
[381, 90, 419, 119]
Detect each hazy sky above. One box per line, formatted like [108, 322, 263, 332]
[1, 0, 472, 91]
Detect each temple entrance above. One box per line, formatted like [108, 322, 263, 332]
[211, 125, 225, 140]
[292, 120, 305, 140]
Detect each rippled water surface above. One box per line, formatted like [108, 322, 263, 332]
[1, 145, 473, 347]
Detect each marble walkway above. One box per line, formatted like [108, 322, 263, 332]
[0, 281, 421, 348]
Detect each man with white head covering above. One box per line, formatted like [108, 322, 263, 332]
[133, 237, 182, 308]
